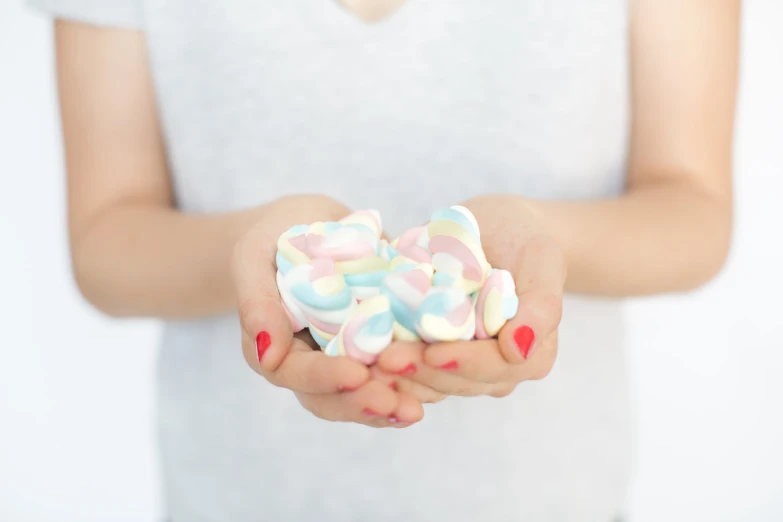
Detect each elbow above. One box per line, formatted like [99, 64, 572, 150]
[676, 204, 733, 292]
[70, 243, 133, 318]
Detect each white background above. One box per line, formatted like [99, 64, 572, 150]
[1, 1, 781, 520]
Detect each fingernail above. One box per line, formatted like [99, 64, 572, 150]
[388, 381, 398, 391]
[438, 360, 459, 370]
[255, 331, 271, 362]
[362, 408, 379, 417]
[396, 363, 417, 376]
[514, 326, 535, 359]
[389, 416, 412, 427]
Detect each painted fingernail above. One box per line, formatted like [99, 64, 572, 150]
[362, 408, 380, 417]
[514, 326, 535, 359]
[438, 360, 459, 370]
[255, 331, 271, 362]
[396, 363, 417, 376]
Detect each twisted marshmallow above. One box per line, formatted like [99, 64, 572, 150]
[380, 263, 434, 341]
[276, 206, 519, 363]
[278, 258, 357, 348]
[323, 295, 395, 365]
[381, 225, 431, 271]
[414, 287, 476, 343]
[276, 211, 387, 301]
[474, 269, 519, 339]
[427, 206, 491, 294]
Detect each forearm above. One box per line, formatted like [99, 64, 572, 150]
[71, 203, 263, 318]
[467, 184, 732, 297]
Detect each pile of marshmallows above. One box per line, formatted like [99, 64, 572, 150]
[275, 206, 519, 365]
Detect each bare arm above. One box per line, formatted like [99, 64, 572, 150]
[56, 21, 346, 318]
[467, 0, 739, 296]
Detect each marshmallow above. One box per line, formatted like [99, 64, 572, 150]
[380, 263, 434, 341]
[474, 269, 519, 339]
[280, 258, 357, 348]
[276, 224, 312, 275]
[382, 225, 431, 264]
[276, 211, 388, 301]
[275, 206, 518, 364]
[324, 295, 395, 365]
[415, 287, 476, 343]
[427, 206, 491, 294]
[339, 209, 383, 243]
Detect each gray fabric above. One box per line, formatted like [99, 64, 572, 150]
[30, 1, 633, 520]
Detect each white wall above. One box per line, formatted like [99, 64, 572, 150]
[1, 1, 781, 521]
[0, 4, 161, 520]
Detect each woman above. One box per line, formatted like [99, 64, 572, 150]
[32, 0, 738, 520]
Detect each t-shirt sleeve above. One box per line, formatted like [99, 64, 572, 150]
[27, 0, 143, 30]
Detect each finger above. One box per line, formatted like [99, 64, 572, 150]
[421, 340, 512, 384]
[393, 378, 448, 404]
[264, 339, 370, 394]
[524, 330, 559, 381]
[499, 234, 565, 363]
[375, 340, 427, 375]
[301, 380, 400, 426]
[234, 228, 293, 374]
[377, 341, 490, 397]
[368, 365, 401, 392]
[388, 391, 425, 427]
[369, 365, 446, 404]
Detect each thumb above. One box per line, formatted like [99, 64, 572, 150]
[497, 235, 565, 364]
[233, 232, 293, 374]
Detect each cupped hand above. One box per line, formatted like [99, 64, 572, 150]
[377, 195, 565, 398]
[232, 195, 424, 427]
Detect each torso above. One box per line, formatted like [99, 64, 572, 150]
[144, 1, 633, 520]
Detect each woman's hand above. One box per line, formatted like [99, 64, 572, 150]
[378, 195, 565, 398]
[233, 195, 425, 427]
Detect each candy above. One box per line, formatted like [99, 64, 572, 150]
[474, 269, 519, 339]
[276, 224, 312, 275]
[274, 206, 518, 365]
[280, 258, 357, 348]
[277, 212, 387, 301]
[324, 295, 395, 365]
[415, 287, 476, 343]
[427, 206, 491, 294]
[380, 263, 434, 341]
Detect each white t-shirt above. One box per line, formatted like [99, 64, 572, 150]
[30, 1, 633, 520]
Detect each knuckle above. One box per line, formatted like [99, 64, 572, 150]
[528, 291, 563, 329]
[450, 386, 470, 397]
[237, 298, 262, 335]
[423, 391, 447, 404]
[300, 396, 330, 421]
[529, 336, 558, 380]
[489, 383, 517, 398]
[308, 405, 330, 422]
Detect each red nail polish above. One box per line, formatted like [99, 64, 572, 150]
[514, 326, 535, 359]
[255, 331, 271, 362]
[396, 363, 417, 376]
[362, 408, 379, 417]
[438, 360, 459, 370]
